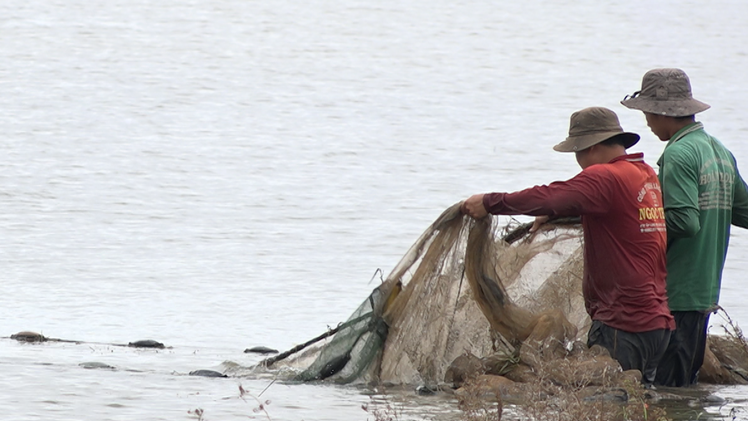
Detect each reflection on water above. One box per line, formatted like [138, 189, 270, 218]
[656, 386, 748, 421]
[2, 0, 748, 419]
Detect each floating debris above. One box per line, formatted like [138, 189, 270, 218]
[581, 388, 629, 403]
[701, 394, 727, 405]
[10, 331, 47, 343]
[79, 362, 116, 370]
[128, 339, 165, 349]
[416, 385, 437, 396]
[189, 370, 228, 378]
[244, 346, 278, 354]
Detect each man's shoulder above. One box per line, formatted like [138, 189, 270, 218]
[583, 156, 657, 182]
[580, 161, 615, 177]
[670, 129, 735, 164]
[664, 134, 706, 165]
[675, 126, 728, 151]
[669, 132, 703, 151]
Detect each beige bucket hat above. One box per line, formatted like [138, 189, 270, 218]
[621, 68, 710, 117]
[554, 107, 640, 152]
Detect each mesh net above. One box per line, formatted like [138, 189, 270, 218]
[261, 202, 748, 386]
[265, 202, 588, 385]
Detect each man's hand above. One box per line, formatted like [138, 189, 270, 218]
[529, 215, 550, 233]
[461, 194, 488, 219]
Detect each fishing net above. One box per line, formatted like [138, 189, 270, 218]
[262, 202, 748, 386]
[265, 202, 587, 385]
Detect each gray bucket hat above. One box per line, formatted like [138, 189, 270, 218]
[554, 107, 640, 152]
[621, 68, 710, 117]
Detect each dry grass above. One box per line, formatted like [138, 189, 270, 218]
[362, 384, 672, 421]
[364, 358, 672, 421]
[362, 399, 407, 421]
[455, 375, 672, 421]
[187, 384, 272, 421]
[188, 408, 205, 421]
[716, 306, 748, 357]
[500, 351, 670, 421]
[455, 381, 504, 421]
[515, 381, 670, 421]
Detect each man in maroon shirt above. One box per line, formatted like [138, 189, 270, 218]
[462, 107, 675, 385]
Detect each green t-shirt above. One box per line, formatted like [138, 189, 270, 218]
[657, 122, 748, 311]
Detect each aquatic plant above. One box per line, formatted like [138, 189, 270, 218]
[187, 408, 205, 421]
[186, 384, 272, 421]
[239, 384, 272, 420]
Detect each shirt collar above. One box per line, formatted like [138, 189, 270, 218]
[657, 122, 704, 168]
[609, 152, 644, 164]
[666, 121, 704, 148]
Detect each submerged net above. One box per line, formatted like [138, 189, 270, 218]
[266, 202, 588, 385]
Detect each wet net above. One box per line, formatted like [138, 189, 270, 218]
[264, 202, 588, 385]
[262, 202, 748, 386]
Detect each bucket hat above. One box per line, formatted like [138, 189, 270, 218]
[554, 107, 640, 153]
[621, 68, 710, 117]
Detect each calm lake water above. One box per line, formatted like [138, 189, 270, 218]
[1, 0, 748, 420]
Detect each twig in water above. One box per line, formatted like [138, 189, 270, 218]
[239, 384, 272, 420]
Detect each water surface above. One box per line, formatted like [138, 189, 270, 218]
[1, 0, 748, 419]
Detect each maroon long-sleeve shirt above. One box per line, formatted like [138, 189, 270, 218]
[483, 153, 674, 333]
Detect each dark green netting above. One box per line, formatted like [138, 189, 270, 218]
[293, 287, 388, 383]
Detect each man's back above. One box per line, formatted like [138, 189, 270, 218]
[481, 153, 673, 332]
[657, 122, 748, 311]
[579, 155, 671, 332]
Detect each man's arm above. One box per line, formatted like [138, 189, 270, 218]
[732, 157, 748, 228]
[467, 167, 612, 218]
[661, 148, 701, 238]
[664, 207, 700, 237]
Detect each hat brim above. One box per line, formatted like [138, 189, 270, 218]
[553, 131, 640, 153]
[621, 96, 710, 117]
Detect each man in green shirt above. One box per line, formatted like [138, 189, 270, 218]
[622, 68, 748, 386]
